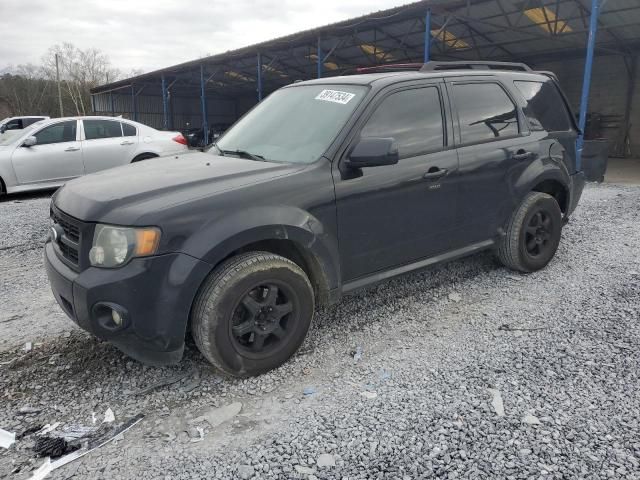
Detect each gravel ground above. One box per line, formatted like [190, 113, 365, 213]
[1, 183, 639, 479]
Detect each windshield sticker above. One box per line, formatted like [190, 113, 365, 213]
[315, 89, 356, 105]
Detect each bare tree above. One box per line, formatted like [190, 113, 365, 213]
[41, 43, 121, 115]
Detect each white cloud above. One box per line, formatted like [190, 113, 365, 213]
[0, 0, 405, 73]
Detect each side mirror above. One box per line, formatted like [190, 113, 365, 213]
[22, 136, 37, 147]
[346, 137, 399, 168]
[0, 125, 6, 134]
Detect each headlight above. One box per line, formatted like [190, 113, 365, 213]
[89, 224, 161, 268]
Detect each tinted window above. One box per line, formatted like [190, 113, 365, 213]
[514, 80, 572, 132]
[34, 121, 77, 145]
[23, 118, 45, 127]
[6, 119, 22, 130]
[360, 87, 444, 159]
[453, 83, 519, 144]
[122, 122, 137, 137]
[84, 120, 123, 140]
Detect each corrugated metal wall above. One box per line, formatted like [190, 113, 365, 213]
[92, 92, 257, 131]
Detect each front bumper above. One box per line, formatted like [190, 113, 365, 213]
[44, 241, 211, 365]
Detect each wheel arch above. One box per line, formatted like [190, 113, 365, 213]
[185, 207, 341, 307]
[131, 152, 159, 162]
[531, 178, 569, 214]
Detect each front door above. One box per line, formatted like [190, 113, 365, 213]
[333, 82, 459, 281]
[11, 120, 84, 185]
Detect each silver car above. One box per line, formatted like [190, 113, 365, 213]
[0, 116, 188, 196]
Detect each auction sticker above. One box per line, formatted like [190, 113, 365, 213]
[315, 89, 356, 104]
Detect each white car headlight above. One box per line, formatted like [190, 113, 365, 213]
[89, 224, 161, 268]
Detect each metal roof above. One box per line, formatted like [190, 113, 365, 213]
[92, 0, 640, 98]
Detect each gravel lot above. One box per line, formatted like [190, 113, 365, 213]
[1, 183, 639, 479]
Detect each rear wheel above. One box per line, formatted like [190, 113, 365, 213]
[191, 252, 314, 377]
[497, 192, 562, 272]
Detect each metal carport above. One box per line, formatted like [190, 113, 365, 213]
[91, 0, 640, 156]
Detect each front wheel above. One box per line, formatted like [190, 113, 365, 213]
[497, 192, 563, 272]
[191, 252, 314, 377]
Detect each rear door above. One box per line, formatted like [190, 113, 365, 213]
[447, 78, 538, 243]
[81, 119, 138, 173]
[334, 80, 459, 281]
[11, 120, 84, 184]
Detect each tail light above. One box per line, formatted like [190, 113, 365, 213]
[172, 134, 187, 145]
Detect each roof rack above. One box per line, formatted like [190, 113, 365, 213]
[355, 63, 424, 74]
[420, 61, 532, 72]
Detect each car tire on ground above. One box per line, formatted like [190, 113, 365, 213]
[191, 252, 315, 377]
[497, 192, 563, 273]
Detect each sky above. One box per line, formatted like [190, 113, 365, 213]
[0, 0, 406, 74]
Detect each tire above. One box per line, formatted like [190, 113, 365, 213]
[497, 192, 563, 273]
[191, 252, 314, 377]
[131, 153, 158, 163]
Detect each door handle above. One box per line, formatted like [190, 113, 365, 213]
[422, 168, 448, 180]
[120, 141, 135, 145]
[64, 146, 80, 152]
[512, 150, 533, 161]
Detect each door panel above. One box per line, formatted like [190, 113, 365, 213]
[334, 83, 459, 281]
[11, 120, 84, 184]
[448, 80, 535, 242]
[81, 119, 138, 173]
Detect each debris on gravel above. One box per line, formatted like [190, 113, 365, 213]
[1, 184, 640, 479]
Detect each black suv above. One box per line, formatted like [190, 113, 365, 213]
[45, 61, 585, 377]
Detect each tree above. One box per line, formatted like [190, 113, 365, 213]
[41, 43, 121, 116]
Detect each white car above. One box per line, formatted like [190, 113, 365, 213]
[0, 115, 50, 133]
[0, 116, 188, 196]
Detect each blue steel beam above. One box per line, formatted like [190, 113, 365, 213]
[200, 65, 209, 145]
[424, 8, 432, 63]
[576, 0, 602, 170]
[131, 85, 137, 121]
[257, 52, 263, 101]
[317, 36, 323, 78]
[161, 74, 169, 130]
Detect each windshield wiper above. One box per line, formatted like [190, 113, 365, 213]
[220, 149, 266, 162]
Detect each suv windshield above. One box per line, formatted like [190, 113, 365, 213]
[215, 84, 367, 164]
[0, 122, 42, 146]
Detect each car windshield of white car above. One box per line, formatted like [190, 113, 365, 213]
[215, 84, 368, 164]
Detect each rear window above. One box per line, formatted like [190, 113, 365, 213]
[452, 82, 519, 144]
[122, 122, 137, 136]
[514, 80, 572, 132]
[84, 120, 123, 140]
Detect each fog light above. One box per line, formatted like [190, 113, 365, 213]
[111, 309, 123, 326]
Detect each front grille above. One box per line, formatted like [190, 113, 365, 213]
[51, 207, 84, 269]
[54, 213, 80, 243]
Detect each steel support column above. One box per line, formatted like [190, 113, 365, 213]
[257, 52, 263, 101]
[577, 0, 601, 169]
[161, 74, 169, 130]
[90, 94, 96, 114]
[110, 92, 115, 116]
[131, 85, 137, 121]
[200, 64, 209, 145]
[424, 8, 432, 63]
[317, 36, 323, 78]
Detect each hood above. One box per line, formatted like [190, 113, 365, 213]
[54, 151, 304, 223]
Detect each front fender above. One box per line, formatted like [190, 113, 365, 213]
[180, 205, 341, 296]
